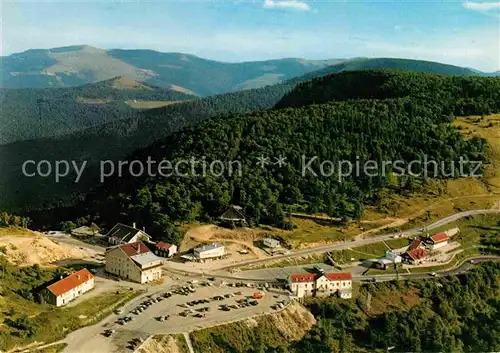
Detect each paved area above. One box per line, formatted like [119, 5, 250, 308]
[63, 281, 290, 353]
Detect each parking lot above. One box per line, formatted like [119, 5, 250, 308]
[63, 280, 290, 353]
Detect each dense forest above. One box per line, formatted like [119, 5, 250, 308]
[189, 262, 500, 353]
[0, 77, 195, 145]
[277, 70, 500, 113]
[71, 70, 498, 244]
[4, 71, 500, 239]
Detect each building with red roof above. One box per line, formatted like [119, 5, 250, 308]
[41, 268, 94, 307]
[428, 232, 449, 249]
[288, 271, 352, 299]
[402, 248, 427, 265]
[408, 238, 423, 251]
[105, 241, 164, 283]
[155, 241, 178, 258]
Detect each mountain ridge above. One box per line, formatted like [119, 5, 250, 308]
[4, 45, 499, 96]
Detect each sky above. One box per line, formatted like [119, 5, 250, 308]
[1, 0, 499, 71]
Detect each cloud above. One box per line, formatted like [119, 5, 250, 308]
[463, 1, 500, 11]
[263, 0, 310, 11]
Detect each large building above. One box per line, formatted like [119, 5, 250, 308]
[287, 272, 352, 299]
[40, 268, 95, 307]
[105, 241, 163, 283]
[194, 243, 225, 260]
[106, 223, 152, 245]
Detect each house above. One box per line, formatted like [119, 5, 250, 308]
[194, 243, 225, 260]
[155, 241, 178, 258]
[105, 241, 163, 283]
[408, 238, 423, 251]
[219, 205, 247, 226]
[106, 223, 151, 245]
[402, 248, 427, 265]
[374, 258, 396, 270]
[428, 232, 449, 250]
[40, 268, 94, 307]
[288, 272, 352, 298]
[263, 237, 280, 248]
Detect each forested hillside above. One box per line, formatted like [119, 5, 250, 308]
[277, 70, 500, 113]
[5, 71, 500, 233]
[0, 77, 195, 144]
[286, 57, 494, 87]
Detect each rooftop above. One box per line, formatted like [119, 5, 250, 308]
[46, 268, 94, 296]
[430, 232, 449, 243]
[130, 251, 163, 267]
[408, 239, 422, 251]
[289, 272, 352, 283]
[119, 241, 151, 257]
[156, 241, 174, 250]
[107, 223, 144, 242]
[406, 248, 427, 260]
[195, 243, 224, 252]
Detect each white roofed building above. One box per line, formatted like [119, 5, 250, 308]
[194, 243, 225, 260]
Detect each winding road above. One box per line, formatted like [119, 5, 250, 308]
[220, 209, 500, 269]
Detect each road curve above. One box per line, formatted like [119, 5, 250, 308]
[220, 209, 500, 270]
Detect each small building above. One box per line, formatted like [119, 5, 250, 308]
[428, 232, 449, 250]
[374, 258, 395, 270]
[155, 241, 178, 258]
[219, 205, 247, 226]
[194, 243, 225, 260]
[106, 223, 151, 245]
[288, 272, 352, 298]
[402, 248, 427, 265]
[263, 237, 280, 248]
[407, 238, 423, 251]
[40, 268, 94, 307]
[105, 241, 163, 283]
[385, 251, 402, 263]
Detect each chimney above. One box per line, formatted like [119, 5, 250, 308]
[77, 275, 80, 280]
[133, 222, 137, 229]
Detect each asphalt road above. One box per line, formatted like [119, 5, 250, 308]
[220, 209, 500, 269]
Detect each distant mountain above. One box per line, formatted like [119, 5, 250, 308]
[286, 58, 498, 85]
[0, 76, 195, 145]
[1, 45, 344, 96]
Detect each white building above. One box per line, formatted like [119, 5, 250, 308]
[288, 272, 352, 298]
[105, 241, 163, 283]
[385, 251, 402, 263]
[263, 237, 280, 248]
[194, 243, 225, 260]
[106, 223, 152, 245]
[41, 268, 95, 307]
